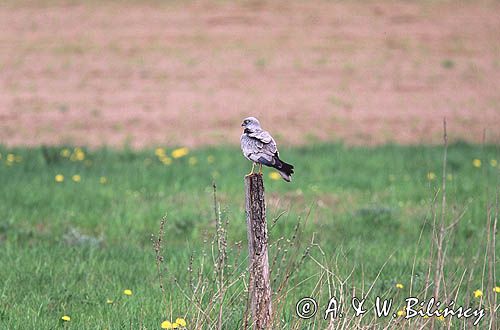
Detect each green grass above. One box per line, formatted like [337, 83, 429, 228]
[0, 143, 498, 328]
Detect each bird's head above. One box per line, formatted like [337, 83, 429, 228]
[241, 117, 261, 131]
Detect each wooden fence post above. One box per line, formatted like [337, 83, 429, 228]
[245, 173, 272, 329]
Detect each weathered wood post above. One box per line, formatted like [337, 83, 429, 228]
[245, 173, 272, 329]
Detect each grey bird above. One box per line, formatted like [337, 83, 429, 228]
[240, 117, 294, 182]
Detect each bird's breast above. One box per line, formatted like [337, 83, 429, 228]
[240, 134, 257, 159]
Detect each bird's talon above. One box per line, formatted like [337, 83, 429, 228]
[245, 163, 256, 177]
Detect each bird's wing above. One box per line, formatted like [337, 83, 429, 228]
[247, 130, 274, 144]
[244, 130, 279, 165]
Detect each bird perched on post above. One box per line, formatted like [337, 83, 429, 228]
[240, 117, 294, 182]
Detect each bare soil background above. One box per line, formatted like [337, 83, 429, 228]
[1, 0, 499, 148]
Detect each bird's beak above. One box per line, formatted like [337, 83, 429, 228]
[241, 122, 245, 127]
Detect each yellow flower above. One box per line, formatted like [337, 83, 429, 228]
[160, 155, 172, 165]
[172, 323, 179, 329]
[7, 153, 15, 162]
[60, 149, 71, 158]
[72, 174, 81, 183]
[155, 147, 166, 157]
[175, 318, 187, 327]
[70, 148, 85, 161]
[123, 289, 132, 296]
[106, 298, 114, 304]
[99, 176, 108, 184]
[493, 286, 500, 293]
[55, 174, 64, 183]
[171, 147, 189, 159]
[473, 289, 483, 298]
[161, 321, 173, 329]
[188, 156, 197, 166]
[491, 159, 498, 167]
[61, 315, 71, 321]
[472, 159, 481, 168]
[269, 172, 281, 180]
[395, 283, 404, 289]
[437, 315, 445, 321]
[396, 310, 405, 317]
[427, 172, 436, 181]
[207, 155, 215, 164]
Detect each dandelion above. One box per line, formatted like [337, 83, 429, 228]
[61, 315, 71, 322]
[100, 176, 108, 184]
[493, 286, 500, 293]
[155, 147, 166, 157]
[72, 174, 81, 183]
[75, 147, 85, 160]
[106, 298, 114, 304]
[175, 318, 187, 327]
[427, 172, 436, 181]
[60, 149, 71, 158]
[123, 289, 132, 296]
[269, 172, 281, 180]
[472, 159, 481, 168]
[161, 321, 173, 329]
[188, 156, 198, 166]
[55, 174, 64, 183]
[160, 155, 172, 165]
[491, 159, 498, 167]
[207, 155, 215, 164]
[395, 283, 404, 289]
[437, 315, 445, 321]
[396, 310, 405, 317]
[171, 147, 189, 159]
[69, 148, 85, 161]
[6, 154, 15, 165]
[473, 289, 483, 298]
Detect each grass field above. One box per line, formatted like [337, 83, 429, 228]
[0, 143, 498, 329]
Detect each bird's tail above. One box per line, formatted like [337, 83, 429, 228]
[274, 157, 294, 182]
